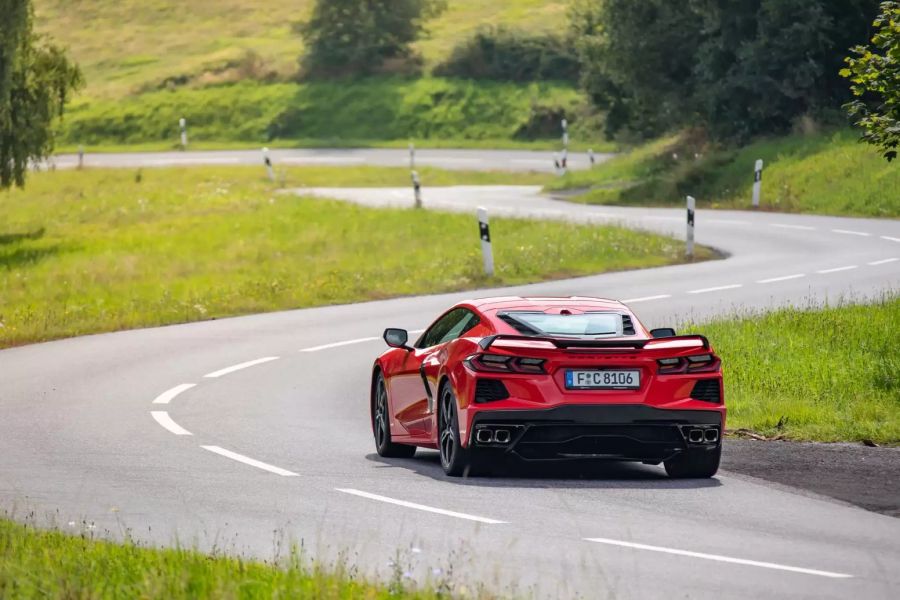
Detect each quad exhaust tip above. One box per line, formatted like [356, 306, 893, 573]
[688, 429, 704, 443]
[494, 429, 511, 444]
[475, 427, 513, 445]
[704, 428, 719, 443]
[475, 429, 493, 444]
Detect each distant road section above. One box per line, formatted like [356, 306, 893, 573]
[51, 148, 608, 173]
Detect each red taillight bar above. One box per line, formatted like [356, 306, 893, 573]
[479, 334, 710, 351]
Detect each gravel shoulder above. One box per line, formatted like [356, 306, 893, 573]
[722, 439, 900, 517]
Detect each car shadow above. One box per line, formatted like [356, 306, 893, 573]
[365, 452, 722, 490]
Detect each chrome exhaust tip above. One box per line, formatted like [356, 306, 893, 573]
[704, 428, 719, 443]
[494, 429, 511, 444]
[688, 429, 704, 443]
[475, 428, 493, 444]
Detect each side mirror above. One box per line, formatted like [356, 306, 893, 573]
[384, 328, 412, 350]
[650, 327, 677, 338]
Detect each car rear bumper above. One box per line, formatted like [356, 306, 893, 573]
[468, 405, 723, 462]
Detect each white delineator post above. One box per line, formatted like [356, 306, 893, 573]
[411, 170, 422, 208]
[752, 159, 764, 208]
[409, 142, 416, 170]
[179, 118, 188, 149]
[588, 148, 595, 167]
[686, 195, 696, 259]
[262, 147, 275, 182]
[477, 207, 494, 277]
[77, 145, 84, 170]
[561, 118, 569, 173]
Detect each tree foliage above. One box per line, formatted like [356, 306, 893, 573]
[0, 0, 82, 189]
[571, 0, 881, 142]
[842, 1, 900, 160]
[299, 0, 446, 78]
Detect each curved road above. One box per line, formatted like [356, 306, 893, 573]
[3, 151, 900, 599]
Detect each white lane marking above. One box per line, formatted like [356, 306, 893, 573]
[831, 229, 870, 237]
[201, 446, 298, 476]
[151, 411, 192, 436]
[301, 337, 380, 352]
[868, 257, 899, 266]
[145, 157, 240, 165]
[203, 356, 279, 378]
[622, 294, 672, 303]
[152, 383, 196, 405]
[687, 284, 743, 294]
[757, 274, 806, 284]
[336, 488, 507, 524]
[584, 537, 852, 579]
[817, 265, 858, 274]
[280, 156, 365, 164]
[882, 236, 900, 243]
[772, 224, 816, 231]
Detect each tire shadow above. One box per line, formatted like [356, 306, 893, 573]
[365, 451, 722, 490]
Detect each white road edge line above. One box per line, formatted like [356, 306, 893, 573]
[203, 356, 280, 378]
[584, 537, 853, 579]
[152, 383, 196, 405]
[868, 257, 899, 266]
[817, 265, 858, 274]
[622, 294, 672, 303]
[201, 445, 298, 476]
[772, 224, 816, 231]
[151, 411, 192, 436]
[831, 229, 870, 237]
[687, 284, 742, 295]
[335, 488, 507, 524]
[301, 337, 380, 352]
[756, 274, 806, 284]
[881, 236, 900, 243]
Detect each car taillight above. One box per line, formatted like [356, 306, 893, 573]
[466, 354, 547, 374]
[657, 354, 720, 374]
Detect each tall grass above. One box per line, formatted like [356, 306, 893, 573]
[693, 296, 900, 444]
[0, 167, 707, 348]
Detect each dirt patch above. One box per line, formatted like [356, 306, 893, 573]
[722, 439, 900, 517]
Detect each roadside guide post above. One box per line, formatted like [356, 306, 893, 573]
[262, 147, 275, 182]
[409, 142, 416, 170]
[589, 148, 595, 167]
[686, 195, 696, 259]
[561, 118, 569, 173]
[77, 145, 84, 170]
[179, 118, 188, 150]
[412, 170, 422, 208]
[752, 159, 764, 208]
[477, 207, 494, 276]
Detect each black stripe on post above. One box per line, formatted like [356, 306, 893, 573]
[479, 222, 491, 243]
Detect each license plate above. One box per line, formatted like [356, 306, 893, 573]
[565, 369, 641, 390]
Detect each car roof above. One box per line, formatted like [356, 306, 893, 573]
[462, 296, 628, 313]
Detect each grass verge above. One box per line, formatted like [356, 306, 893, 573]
[548, 130, 900, 218]
[58, 79, 599, 150]
[693, 296, 900, 444]
[0, 518, 451, 599]
[0, 167, 710, 348]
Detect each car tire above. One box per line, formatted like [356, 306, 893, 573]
[664, 444, 721, 478]
[438, 383, 473, 477]
[373, 372, 416, 459]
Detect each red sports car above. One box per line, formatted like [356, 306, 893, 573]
[371, 297, 725, 478]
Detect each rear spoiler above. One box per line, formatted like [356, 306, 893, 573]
[478, 334, 710, 351]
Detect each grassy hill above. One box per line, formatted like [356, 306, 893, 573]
[34, 0, 569, 99]
[33, 1, 580, 148]
[547, 130, 900, 218]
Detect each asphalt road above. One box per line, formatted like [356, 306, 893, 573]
[2, 161, 900, 598]
[51, 148, 606, 173]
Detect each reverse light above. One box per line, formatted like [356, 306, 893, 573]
[466, 354, 547, 374]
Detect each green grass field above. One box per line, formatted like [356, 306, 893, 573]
[34, 0, 568, 99]
[0, 518, 453, 599]
[0, 166, 706, 348]
[58, 78, 593, 148]
[696, 297, 900, 444]
[549, 130, 900, 218]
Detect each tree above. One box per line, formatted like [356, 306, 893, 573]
[299, 0, 446, 78]
[0, 0, 82, 189]
[842, 1, 900, 160]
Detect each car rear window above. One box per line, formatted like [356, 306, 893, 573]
[500, 312, 623, 337]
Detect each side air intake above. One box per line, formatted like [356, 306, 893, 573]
[621, 315, 636, 335]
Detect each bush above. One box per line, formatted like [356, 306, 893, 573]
[434, 26, 579, 83]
